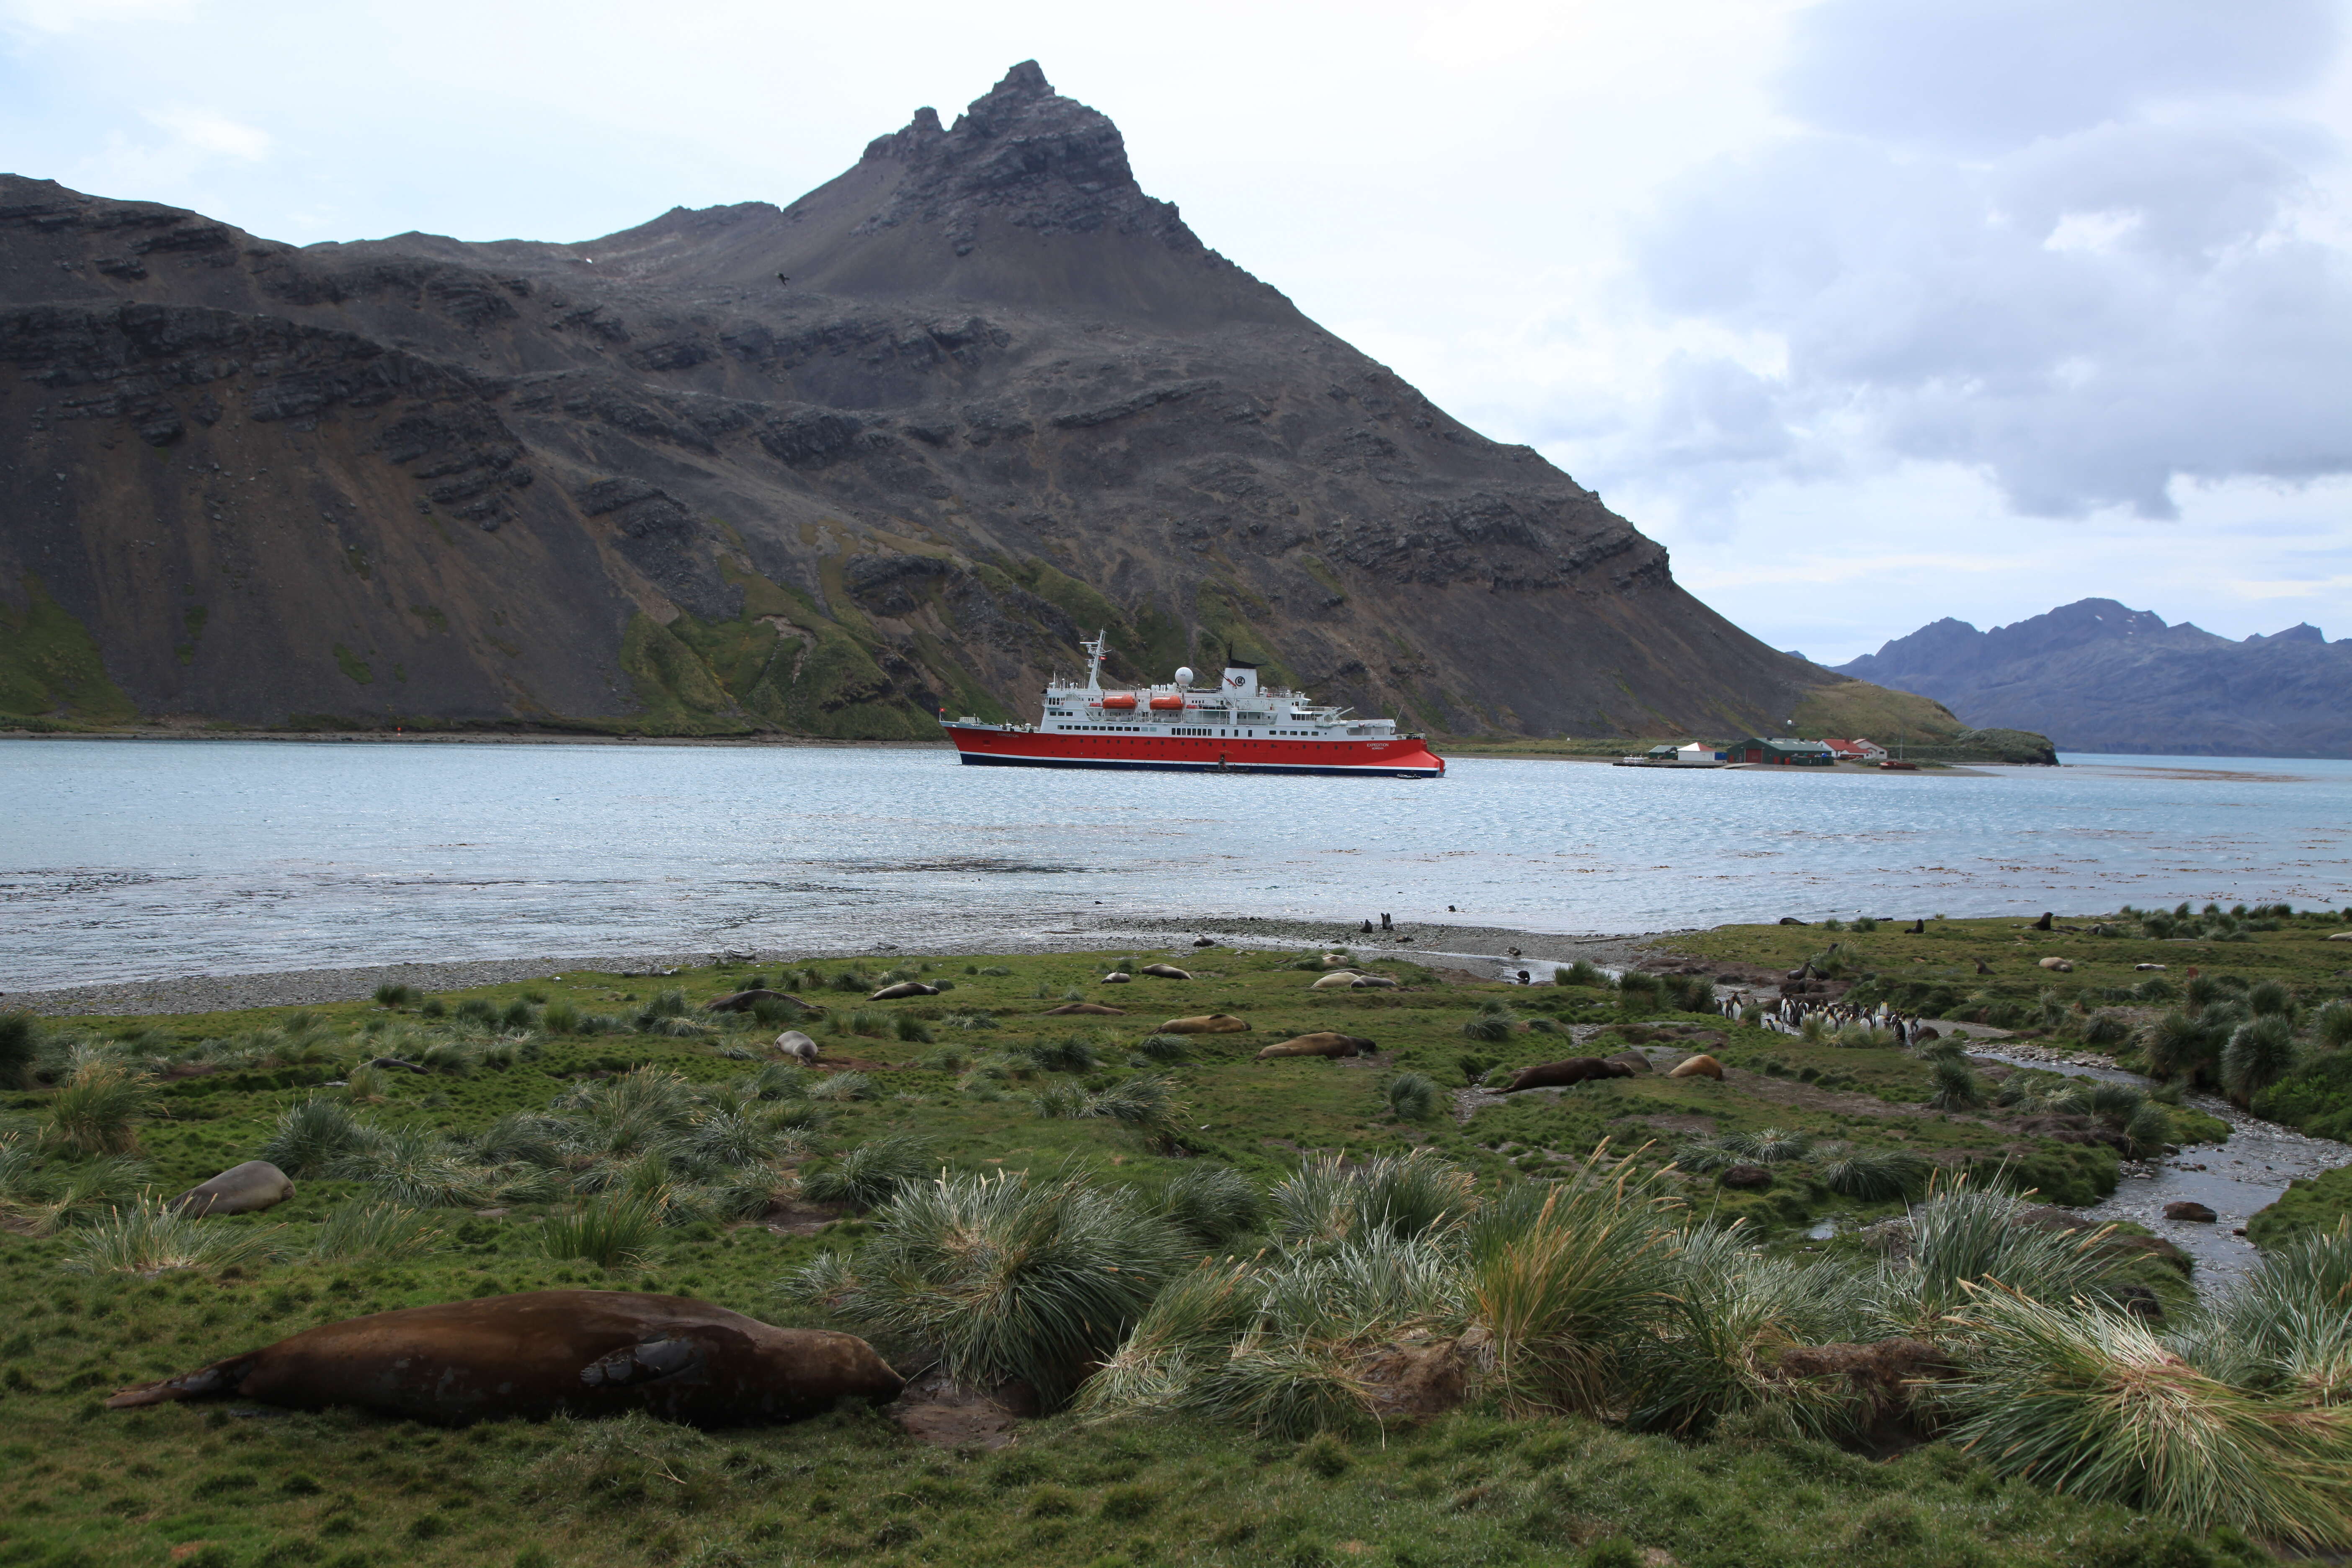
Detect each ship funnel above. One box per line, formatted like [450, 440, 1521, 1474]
[1222, 661, 1260, 698]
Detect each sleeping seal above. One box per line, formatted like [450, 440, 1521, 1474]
[1139, 964, 1193, 980]
[106, 1289, 903, 1426]
[1501, 1057, 1634, 1092]
[169, 1161, 295, 1217]
[1043, 1002, 1127, 1016]
[869, 981, 940, 1000]
[1160, 1014, 1251, 1034]
[1254, 1032, 1376, 1060]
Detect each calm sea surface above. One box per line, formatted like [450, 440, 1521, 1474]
[2, 741, 2347, 989]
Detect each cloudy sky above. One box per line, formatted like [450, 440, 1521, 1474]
[5, 0, 2348, 663]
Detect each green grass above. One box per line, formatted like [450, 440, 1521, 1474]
[0, 943, 2332, 1564]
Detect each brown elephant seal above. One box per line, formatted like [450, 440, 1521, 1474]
[870, 981, 940, 1000]
[1043, 1002, 1127, 1016]
[1255, 1032, 1376, 1060]
[1666, 1054, 1724, 1081]
[774, 1030, 820, 1064]
[1501, 1057, 1635, 1093]
[106, 1290, 903, 1426]
[1139, 964, 1192, 980]
[707, 990, 824, 1015]
[169, 1161, 295, 1217]
[1161, 1014, 1251, 1034]
[1350, 975, 1400, 989]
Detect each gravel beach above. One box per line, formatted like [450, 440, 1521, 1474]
[7, 912, 1684, 1017]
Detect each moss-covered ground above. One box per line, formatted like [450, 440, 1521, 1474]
[0, 943, 2309, 1567]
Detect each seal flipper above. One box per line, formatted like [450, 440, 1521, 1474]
[106, 1353, 260, 1410]
[579, 1336, 704, 1388]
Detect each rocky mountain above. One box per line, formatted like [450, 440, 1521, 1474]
[2, 62, 1849, 739]
[1837, 599, 2352, 758]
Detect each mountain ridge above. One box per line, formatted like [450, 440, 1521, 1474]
[4, 61, 1853, 740]
[1838, 598, 2352, 758]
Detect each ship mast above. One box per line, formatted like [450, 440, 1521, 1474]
[1081, 630, 1106, 694]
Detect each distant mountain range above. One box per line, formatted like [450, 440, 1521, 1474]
[0, 60, 1883, 740]
[1835, 599, 2352, 759]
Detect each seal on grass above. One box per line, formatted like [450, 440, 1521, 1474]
[707, 990, 824, 1015]
[1043, 1002, 1127, 1016]
[1501, 1057, 1634, 1092]
[1666, 1053, 1724, 1080]
[1254, 1032, 1376, 1060]
[1138, 964, 1192, 980]
[169, 1161, 295, 1217]
[1160, 1014, 1251, 1034]
[774, 1030, 820, 1064]
[869, 981, 940, 1000]
[105, 1289, 904, 1426]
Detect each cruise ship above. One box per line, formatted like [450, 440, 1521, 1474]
[941, 634, 1445, 777]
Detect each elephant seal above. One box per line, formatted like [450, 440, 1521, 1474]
[774, 1031, 820, 1064]
[1349, 975, 1400, 989]
[169, 1161, 295, 1217]
[1043, 1002, 1127, 1016]
[1309, 971, 1365, 990]
[1501, 1057, 1635, 1093]
[1102, 972, 1132, 984]
[1604, 1050, 1652, 1074]
[1666, 1054, 1724, 1081]
[870, 981, 940, 1000]
[1255, 1032, 1376, 1060]
[105, 1290, 903, 1426]
[708, 990, 823, 1016]
[1139, 964, 1192, 980]
[2038, 957, 2074, 972]
[1161, 1014, 1251, 1034]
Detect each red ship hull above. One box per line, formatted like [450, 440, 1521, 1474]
[944, 724, 1444, 777]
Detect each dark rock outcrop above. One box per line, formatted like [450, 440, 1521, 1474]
[2, 63, 1854, 738]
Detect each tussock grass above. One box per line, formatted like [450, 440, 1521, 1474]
[0, 1012, 35, 1090]
[2224, 1015, 2300, 1100]
[43, 1062, 157, 1156]
[539, 1193, 662, 1269]
[308, 1200, 447, 1261]
[259, 1094, 375, 1177]
[1156, 1164, 1262, 1245]
[330, 1127, 495, 1208]
[1819, 1148, 1929, 1201]
[1942, 1291, 2352, 1546]
[0, 1135, 143, 1236]
[64, 1197, 281, 1276]
[797, 1135, 933, 1208]
[792, 1169, 1186, 1405]
[1873, 1182, 2128, 1340]
[1383, 1071, 1442, 1120]
[1270, 1148, 1478, 1249]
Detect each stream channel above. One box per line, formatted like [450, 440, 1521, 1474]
[1473, 952, 2349, 1294]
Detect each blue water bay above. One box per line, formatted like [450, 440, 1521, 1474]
[1, 740, 2346, 988]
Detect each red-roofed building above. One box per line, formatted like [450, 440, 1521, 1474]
[1821, 738, 1889, 761]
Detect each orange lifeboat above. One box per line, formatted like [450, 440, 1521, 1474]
[1148, 694, 1186, 711]
[1099, 693, 1138, 710]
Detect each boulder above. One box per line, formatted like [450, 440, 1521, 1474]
[1719, 1164, 1772, 1189]
[169, 1161, 295, 1217]
[2163, 1201, 2218, 1222]
[1604, 1051, 1652, 1074]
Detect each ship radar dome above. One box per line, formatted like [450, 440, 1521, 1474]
[1174, 666, 1194, 686]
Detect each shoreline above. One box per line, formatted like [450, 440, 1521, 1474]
[5, 913, 1683, 1017]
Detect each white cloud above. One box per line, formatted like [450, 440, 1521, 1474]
[143, 106, 269, 160]
[0, 0, 194, 34]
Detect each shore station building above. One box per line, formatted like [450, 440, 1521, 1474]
[1727, 736, 1837, 766]
[1822, 738, 1889, 761]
